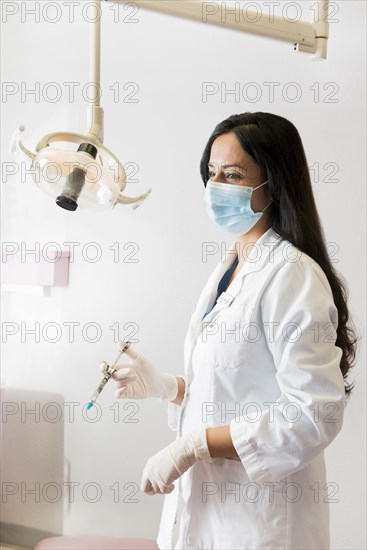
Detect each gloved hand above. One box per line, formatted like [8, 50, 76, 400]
[140, 427, 213, 495]
[100, 341, 179, 401]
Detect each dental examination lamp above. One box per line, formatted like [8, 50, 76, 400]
[10, 0, 151, 212]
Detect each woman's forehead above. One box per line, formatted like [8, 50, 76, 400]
[209, 133, 254, 166]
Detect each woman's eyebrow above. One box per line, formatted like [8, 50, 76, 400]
[207, 162, 244, 169]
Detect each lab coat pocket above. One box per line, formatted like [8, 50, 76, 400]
[206, 304, 254, 370]
[182, 459, 287, 550]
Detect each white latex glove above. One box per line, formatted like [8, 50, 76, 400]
[140, 427, 213, 495]
[100, 341, 179, 401]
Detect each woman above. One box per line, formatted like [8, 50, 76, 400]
[101, 112, 357, 549]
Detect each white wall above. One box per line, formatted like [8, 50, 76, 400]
[1, 1, 366, 548]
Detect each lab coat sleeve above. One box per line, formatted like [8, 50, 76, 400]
[229, 256, 346, 484]
[167, 376, 186, 432]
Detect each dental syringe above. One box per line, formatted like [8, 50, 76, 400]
[86, 340, 131, 410]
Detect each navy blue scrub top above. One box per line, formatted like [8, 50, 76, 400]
[202, 255, 239, 320]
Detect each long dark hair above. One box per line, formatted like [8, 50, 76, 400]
[200, 112, 358, 401]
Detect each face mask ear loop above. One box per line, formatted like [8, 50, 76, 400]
[253, 180, 269, 191]
[261, 199, 273, 213]
[251, 180, 271, 214]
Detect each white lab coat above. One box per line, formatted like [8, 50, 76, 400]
[157, 226, 345, 550]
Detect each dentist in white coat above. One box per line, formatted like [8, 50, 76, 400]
[101, 112, 357, 549]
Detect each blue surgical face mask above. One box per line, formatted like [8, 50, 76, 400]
[204, 179, 273, 235]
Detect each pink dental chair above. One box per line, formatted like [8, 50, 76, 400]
[34, 536, 158, 549]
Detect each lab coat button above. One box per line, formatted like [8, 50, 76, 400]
[217, 291, 234, 306]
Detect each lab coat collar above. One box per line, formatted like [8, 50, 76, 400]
[225, 225, 282, 278]
[192, 226, 283, 330]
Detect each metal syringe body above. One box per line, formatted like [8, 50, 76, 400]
[87, 340, 131, 409]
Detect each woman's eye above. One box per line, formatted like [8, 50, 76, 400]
[207, 171, 242, 181]
[226, 173, 241, 181]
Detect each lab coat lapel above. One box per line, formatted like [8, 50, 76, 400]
[187, 227, 282, 351]
[188, 245, 236, 342]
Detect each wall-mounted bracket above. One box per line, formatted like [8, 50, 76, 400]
[1, 250, 70, 289]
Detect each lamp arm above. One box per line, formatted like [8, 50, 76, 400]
[115, 0, 329, 59]
[88, 0, 104, 141]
